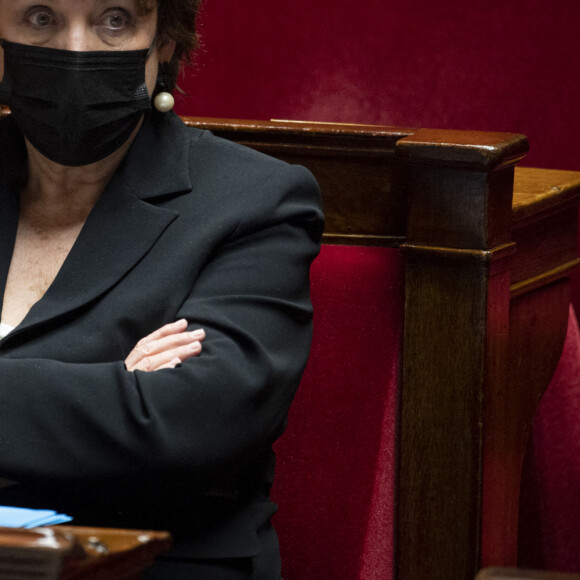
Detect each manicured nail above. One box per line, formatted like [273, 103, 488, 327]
[187, 342, 202, 353]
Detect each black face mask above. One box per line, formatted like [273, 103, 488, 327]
[0, 39, 152, 167]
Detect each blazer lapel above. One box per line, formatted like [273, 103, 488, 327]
[0, 184, 18, 315]
[3, 111, 195, 338]
[0, 116, 24, 315]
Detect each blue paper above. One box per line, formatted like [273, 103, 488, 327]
[0, 506, 73, 528]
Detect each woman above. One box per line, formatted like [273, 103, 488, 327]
[0, 1, 323, 578]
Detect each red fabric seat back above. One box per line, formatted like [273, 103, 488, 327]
[272, 244, 404, 580]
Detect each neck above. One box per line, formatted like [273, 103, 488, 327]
[21, 118, 142, 223]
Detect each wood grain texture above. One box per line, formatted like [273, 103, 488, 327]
[511, 167, 580, 296]
[396, 129, 529, 171]
[397, 132, 526, 580]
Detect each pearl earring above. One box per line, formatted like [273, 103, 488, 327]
[154, 62, 174, 113]
[154, 91, 175, 113]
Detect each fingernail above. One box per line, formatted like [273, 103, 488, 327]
[190, 329, 205, 340]
[188, 341, 202, 353]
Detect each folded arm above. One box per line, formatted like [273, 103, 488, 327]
[0, 164, 323, 493]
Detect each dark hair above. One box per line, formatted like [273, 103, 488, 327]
[139, 0, 203, 92]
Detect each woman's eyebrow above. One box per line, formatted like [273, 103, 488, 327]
[15, 0, 58, 8]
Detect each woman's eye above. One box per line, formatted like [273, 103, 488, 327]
[26, 8, 56, 28]
[102, 10, 132, 31]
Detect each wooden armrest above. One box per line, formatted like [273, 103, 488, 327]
[0, 526, 76, 578]
[182, 115, 415, 246]
[511, 167, 580, 296]
[56, 525, 171, 580]
[0, 526, 171, 580]
[477, 568, 580, 580]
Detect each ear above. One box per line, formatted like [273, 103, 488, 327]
[157, 37, 176, 64]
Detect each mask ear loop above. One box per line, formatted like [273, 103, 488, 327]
[0, 40, 13, 105]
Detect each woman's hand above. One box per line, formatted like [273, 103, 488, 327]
[125, 319, 205, 372]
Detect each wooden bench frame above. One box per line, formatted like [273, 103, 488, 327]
[182, 117, 580, 580]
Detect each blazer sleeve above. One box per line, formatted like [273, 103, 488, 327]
[0, 162, 324, 491]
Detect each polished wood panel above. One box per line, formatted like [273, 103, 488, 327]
[182, 116, 413, 246]
[477, 567, 580, 580]
[397, 130, 526, 579]
[0, 525, 170, 579]
[511, 167, 580, 294]
[57, 526, 171, 580]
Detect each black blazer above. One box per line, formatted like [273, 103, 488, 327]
[0, 111, 323, 561]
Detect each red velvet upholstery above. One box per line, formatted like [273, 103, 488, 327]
[519, 306, 580, 573]
[272, 244, 404, 580]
